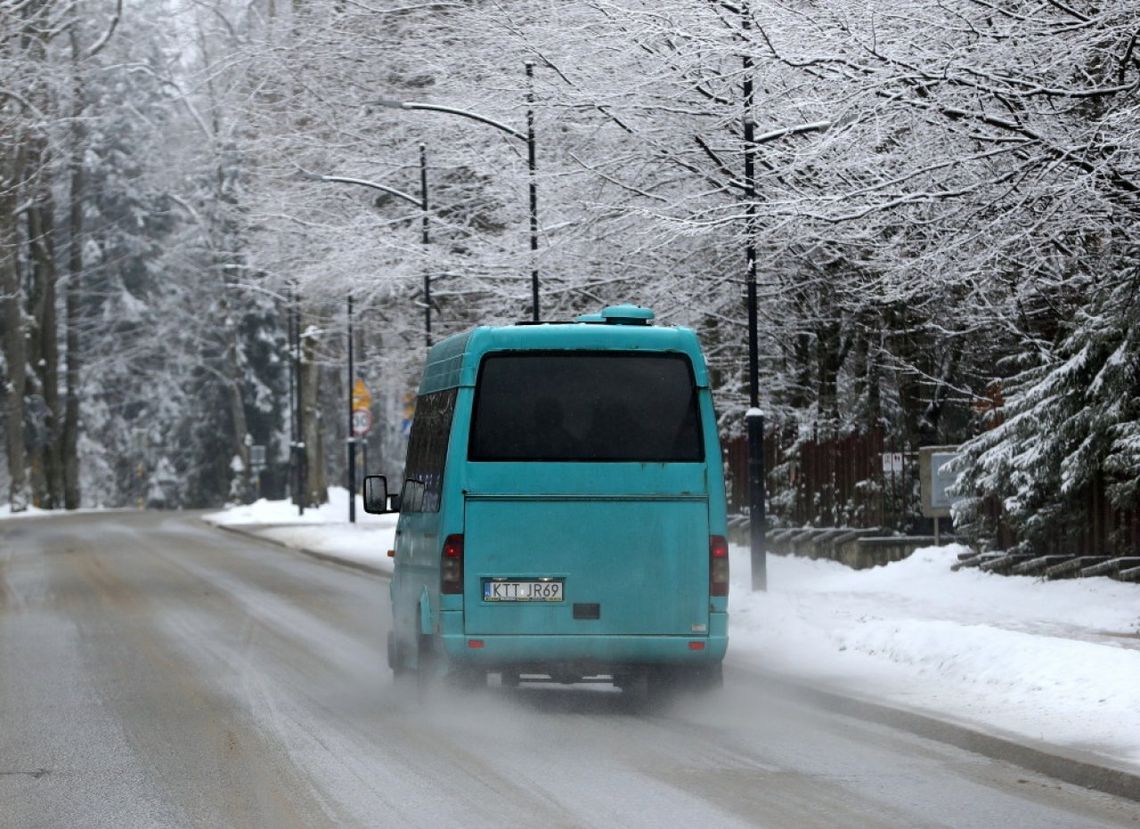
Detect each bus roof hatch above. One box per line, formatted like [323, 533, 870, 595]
[575, 305, 655, 326]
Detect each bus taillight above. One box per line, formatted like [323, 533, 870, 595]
[710, 535, 729, 597]
[441, 534, 464, 594]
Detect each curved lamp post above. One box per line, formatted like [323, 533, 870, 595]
[312, 154, 431, 521]
[376, 62, 540, 322]
[317, 151, 433, 348]
[742, 1, 767, 591]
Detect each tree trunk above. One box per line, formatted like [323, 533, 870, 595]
[815, 319, 844, 429]
[851, 324, 883, 431]
[1, 2, 45, 512]
[886, 304, 924, 451]
[27, 188, 63, 508]
[61, 29, 84, 509]
[25, 202, 47, 507]
[790, 332, 812, 410]
[1, 176, 28, 512]
[62, 191, 82, 507]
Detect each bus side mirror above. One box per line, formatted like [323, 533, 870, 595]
[363, 475, 394, 514]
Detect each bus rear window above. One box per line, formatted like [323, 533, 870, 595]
[469, 353, 703, 462]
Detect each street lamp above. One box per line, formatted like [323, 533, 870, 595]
[316, 147, 433, 347]
[376, 61, 541, 322]
[313, 155, 433, 521]
[347, 294, 356, 523]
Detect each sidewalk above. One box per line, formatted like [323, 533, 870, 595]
[204, 489, 1140, 793]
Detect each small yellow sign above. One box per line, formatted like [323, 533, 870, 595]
[352, 378, 372, 412]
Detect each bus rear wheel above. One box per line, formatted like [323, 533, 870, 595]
[446, 667, 485, 691]
[415, 635, 441, 700]
[387, 632, 410, 676]
[616, 667, 663, 710]
[662, 663, 724, 693]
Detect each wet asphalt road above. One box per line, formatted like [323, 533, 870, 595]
[1, 511, 1137, 828]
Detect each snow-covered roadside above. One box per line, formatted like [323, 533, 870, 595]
[203, 487, 397, 574]
[729, 546, 1140, 771]
[202, 492, 1140, 772]
[0, 504, 123, 520]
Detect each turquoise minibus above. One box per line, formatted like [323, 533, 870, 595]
[363, 304, 728, 698]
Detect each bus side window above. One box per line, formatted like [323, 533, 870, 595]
[400, 479, 425, 513]
[401, 388, 458, 513]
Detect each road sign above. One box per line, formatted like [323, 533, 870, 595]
[352, 379, 372, 412]
[920, 445, 961, 518]
[401, 391, 415, 439]
[929, 452, 960, 510]
[881, 452, 903, 474]
[250, 444, 267, 471]
[352, 408, 373, 437]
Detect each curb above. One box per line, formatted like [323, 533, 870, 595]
[735, 665, 1140, 803]
[207, 521, 390, 579]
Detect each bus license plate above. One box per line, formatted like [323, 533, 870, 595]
[483, 579, 563, 602]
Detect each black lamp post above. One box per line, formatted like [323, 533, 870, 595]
[347, 294, 356, 523]
[286, 287, 296, 511]
[420, 144, 431, 348]
[316, 170, 430, 341]
[315, 157, 435, 521]
[742, 1, 767, 591]
[526, 61, 539, 322]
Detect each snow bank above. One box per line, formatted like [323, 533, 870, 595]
[0, 504, 121, 520]
[203, 487, 396, 575]
[730, 545, 1140, 766]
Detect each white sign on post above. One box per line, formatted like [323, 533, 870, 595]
[881, 452, 903, 474]
[929, 452, 960, 510]
[919, 445, 961, 518]
[351, 408, 372, 437]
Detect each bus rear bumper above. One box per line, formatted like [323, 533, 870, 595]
[439, 629, 728, 669]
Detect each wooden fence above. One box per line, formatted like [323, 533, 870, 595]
[724, 430, 1139, 556]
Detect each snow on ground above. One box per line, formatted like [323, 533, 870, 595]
[54, 491, 1136, 773]
[0, 504, 122, 520]
[729, 545, 1140, 770]
[203, 487, 396, 574]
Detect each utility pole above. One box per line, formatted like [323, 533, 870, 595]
[526, 61, 539, 322]
[377, 62, 541, 323]
[293, 288, 305, 516]
[315, 166, 430, 347]
[286, 287, 296, 507]
[421, 144, 431, 348]
[347, 294, 356, 523]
